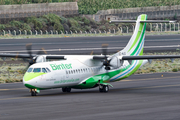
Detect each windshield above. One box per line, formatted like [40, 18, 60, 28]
[33, 68, 41, 72]
[46, 68, 51, 72]
[42, 68, 47, 73]
[27, 68, 33, 72]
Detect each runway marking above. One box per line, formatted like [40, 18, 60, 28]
[125, 84, 180, 90]
[0, 89, 9, 91]
[0, 97, 31, 101]
[0, 88, 26, 91]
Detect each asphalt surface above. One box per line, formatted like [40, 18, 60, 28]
[0, 72, 180, 120]
[0, 34, 180, 55]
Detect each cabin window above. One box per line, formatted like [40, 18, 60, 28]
[27, 68, 33, 72]
[42, 68, 47, 73]
[33, 68, 41, 72]
[46, 68, 51, 72]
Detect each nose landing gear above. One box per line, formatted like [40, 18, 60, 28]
[30, 89, 39, 96]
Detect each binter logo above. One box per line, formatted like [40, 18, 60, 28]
[50, 64, 72, 70]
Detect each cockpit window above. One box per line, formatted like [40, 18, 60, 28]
[42, 68, 47, 73]
[33, 68, 41, 72]
[46, 68, 51, 72]
[27, 68, 33, 72]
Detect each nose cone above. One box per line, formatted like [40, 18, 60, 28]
[23, 72, 37, 89]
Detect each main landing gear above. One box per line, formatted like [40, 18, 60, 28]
[99, 85, 109, 93]
[62, 87, 71, 93]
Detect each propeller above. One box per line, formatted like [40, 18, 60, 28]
[26, 43, 47, 66]
[101, 44, 112, 70]
[95, 44, 121, 70]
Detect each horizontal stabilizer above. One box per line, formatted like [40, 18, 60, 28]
[122, 55, 180, 60]
[110, 20, 175, 23]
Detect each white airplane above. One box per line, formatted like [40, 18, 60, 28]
[1, 14, 180, 96]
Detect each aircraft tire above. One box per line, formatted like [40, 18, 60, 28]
[99, 88, 103, 92]
[103, 85, 109, 92]
[62, 87, 71, 92]
[62, 87, 67, 92]
[31, 91, 37, 96]
[66, 88, 71, 92]
[31, 91, 34, 96]
[99, 85, 103, 92]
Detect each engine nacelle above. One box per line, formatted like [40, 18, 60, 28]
[109, 56, 123, 68]
[35, 55, 46, 63]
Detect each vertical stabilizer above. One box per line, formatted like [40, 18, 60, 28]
[120, 14, 147, 56]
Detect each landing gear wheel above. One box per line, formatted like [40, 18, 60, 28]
[99, 88, 103, 92]
[66, 88, 71, 92]
[99, 85, 109, 92]
[62, 87, 67, 92]
[62, 87, 71, 92]
[103, 85, 109, 92]
[30, 89, 37, 96]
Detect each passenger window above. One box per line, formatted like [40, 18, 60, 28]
[33, 68, 41, 72]
[27, 68, 33, 72]
[46, 68, 51, 72]
[42, 68, 47, 73]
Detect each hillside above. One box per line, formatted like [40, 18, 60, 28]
[0, 13, 126, 34]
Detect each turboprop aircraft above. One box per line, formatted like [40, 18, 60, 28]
[1, 14, 180, 96]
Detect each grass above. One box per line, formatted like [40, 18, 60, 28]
[1, 51, 180, 83]
[135, 52, 180, 74]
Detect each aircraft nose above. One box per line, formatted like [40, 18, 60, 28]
[23, 73, 36, 89]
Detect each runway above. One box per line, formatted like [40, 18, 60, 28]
[0, 34, 180, 55]
[1, 72, 180, 120]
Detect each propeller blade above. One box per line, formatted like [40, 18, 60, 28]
[102, 44, 108, 57]
[26, 43, 32, 58]
[37, 48, 47, 55]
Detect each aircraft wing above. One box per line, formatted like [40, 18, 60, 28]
[0, 53, 65, 60]
[122, 55, 180, 64]
[122, 55, 180, 60]
[0, 53, 32, 58]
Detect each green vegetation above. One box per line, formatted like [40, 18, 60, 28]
[0, 0, 75, 5]
[0, 0, 180, 14]
[135, 52, 180, 74]
[78, 0, 180, 14]
[0, 13, 129, 34]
